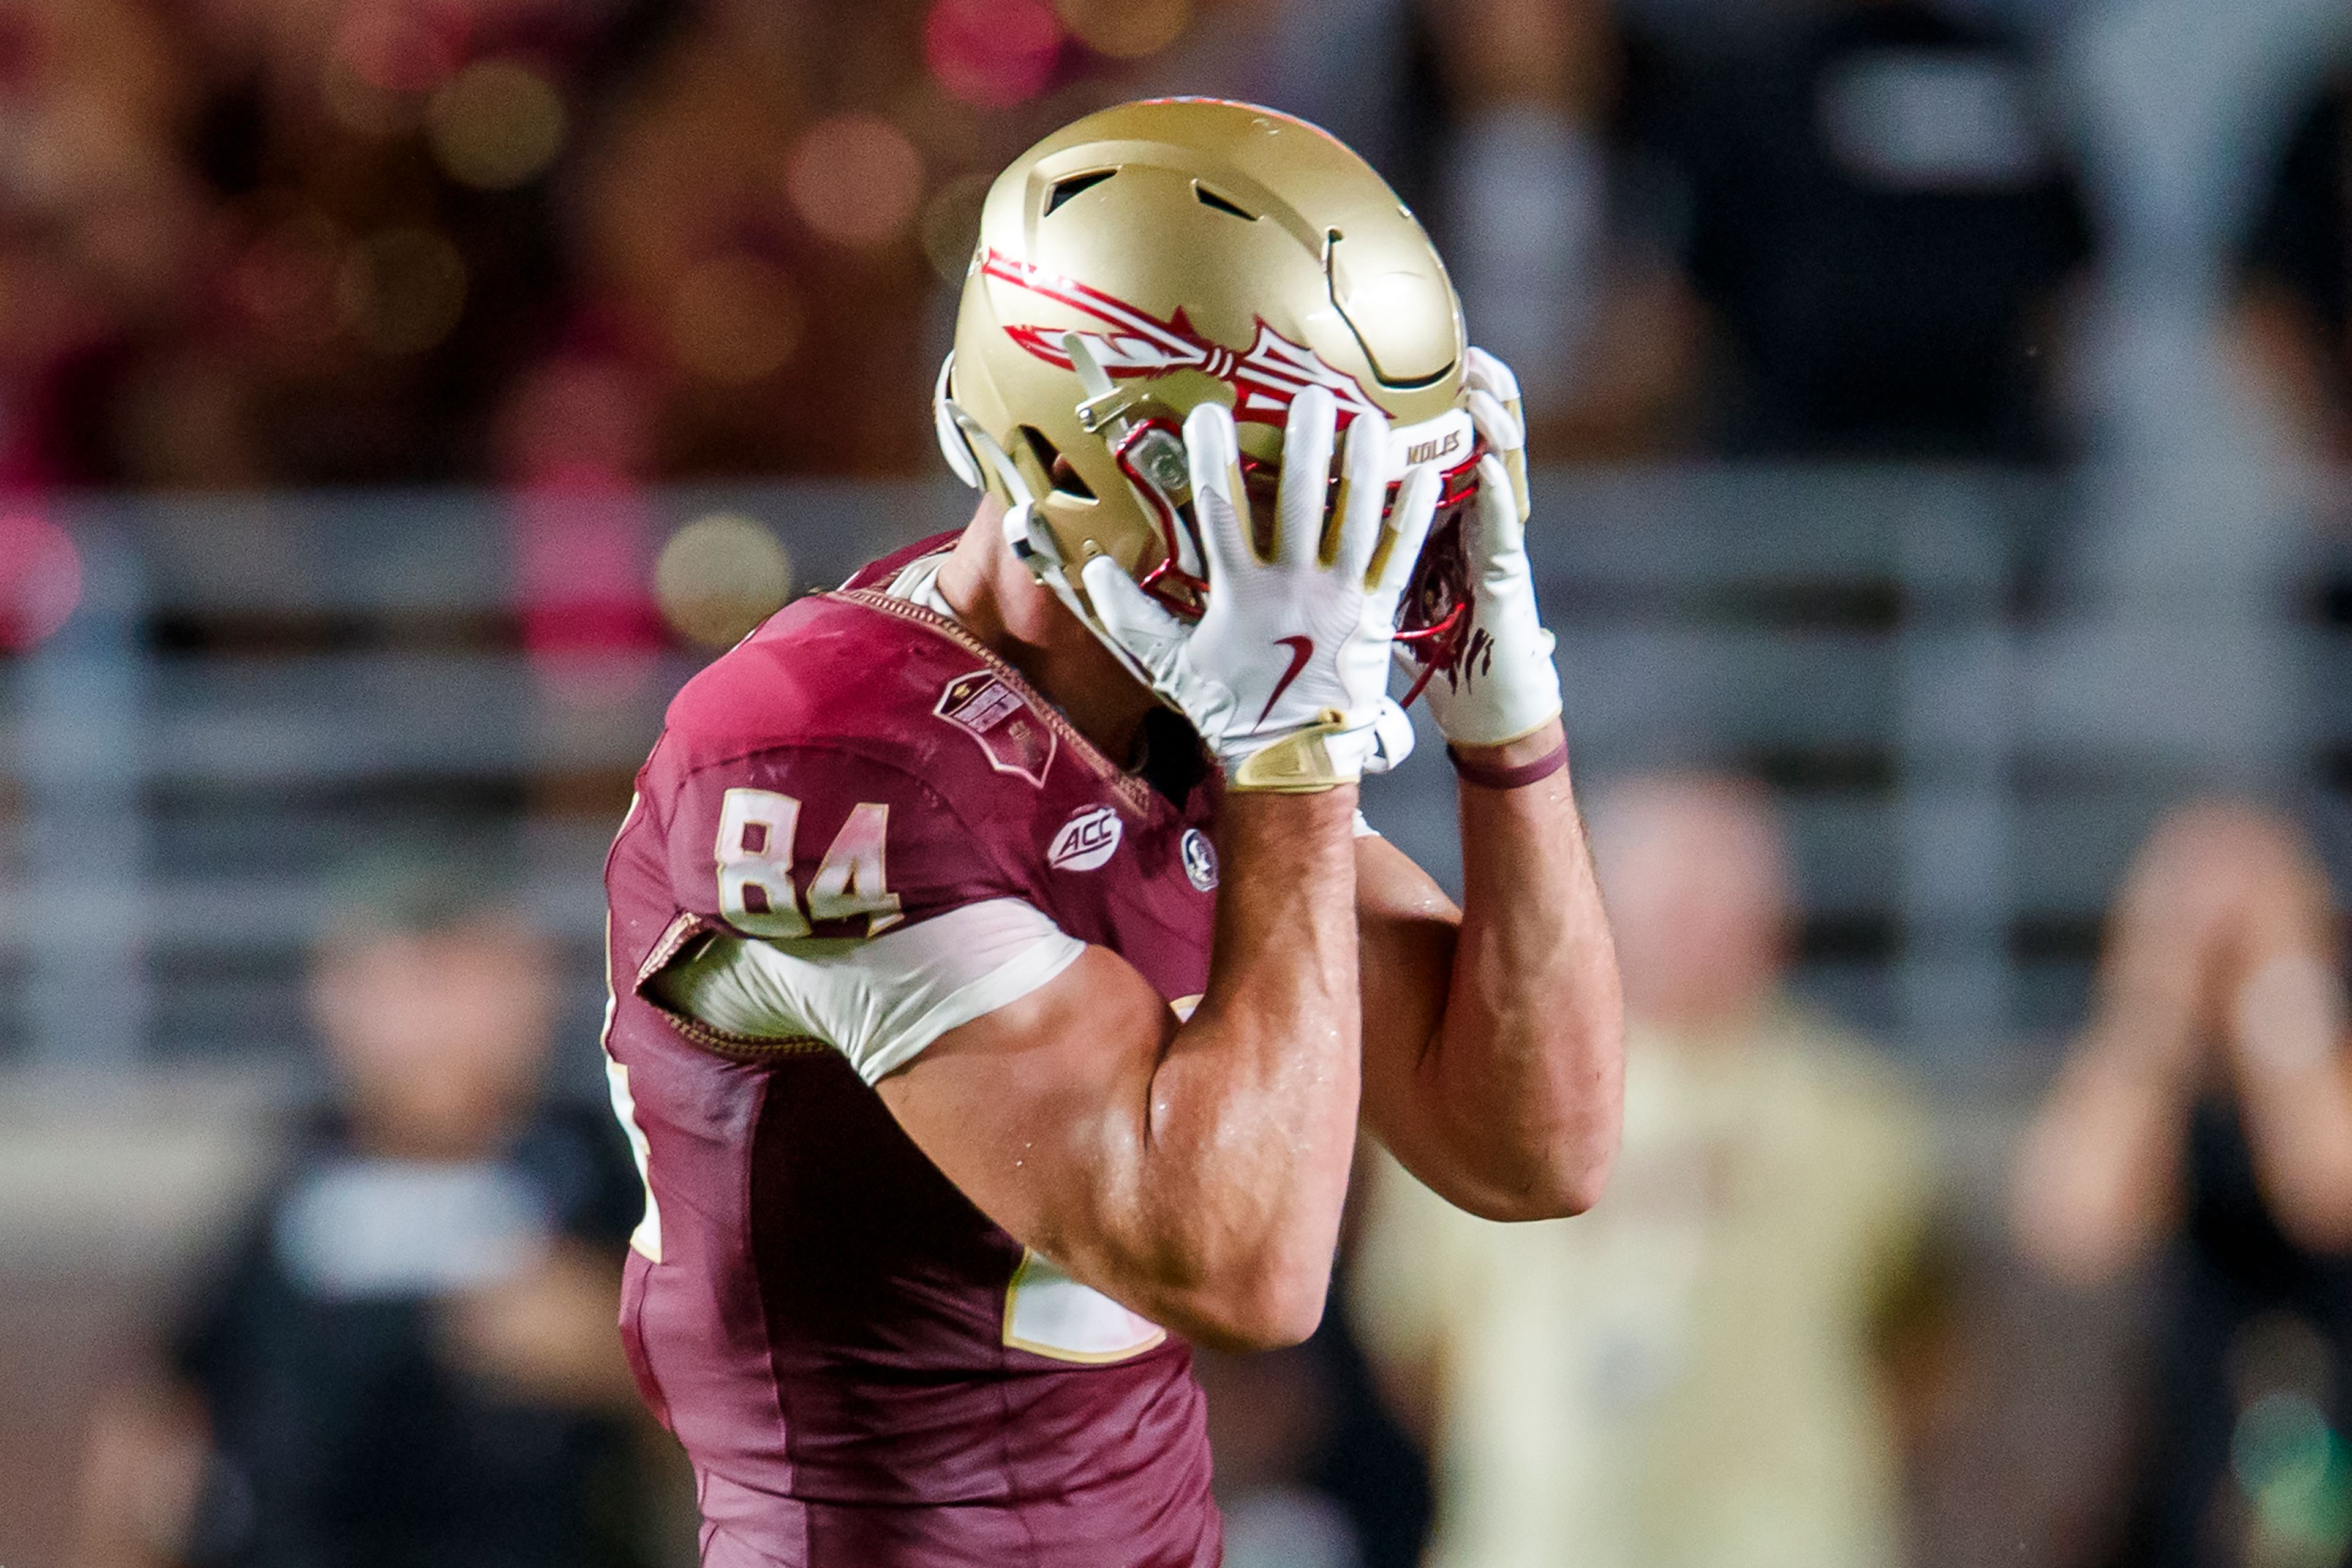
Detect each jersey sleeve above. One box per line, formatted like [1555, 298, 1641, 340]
[663, 742, 1020, 941]
[649, 742, 1080, 1081]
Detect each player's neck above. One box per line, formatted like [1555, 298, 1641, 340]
[936, 500, 1158, 766]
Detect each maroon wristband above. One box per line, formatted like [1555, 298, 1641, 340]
[1447, 739, 1569, 791]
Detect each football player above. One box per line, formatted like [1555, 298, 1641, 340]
[601, 99, 1624, 1567]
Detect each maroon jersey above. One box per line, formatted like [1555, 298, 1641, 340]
[602, 540, 1223, 1566]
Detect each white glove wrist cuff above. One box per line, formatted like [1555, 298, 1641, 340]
[1222, 714, 1364, 793]
[1433, 689, 1564, 749]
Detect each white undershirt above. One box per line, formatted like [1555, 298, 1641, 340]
[886, 552, 957, 617]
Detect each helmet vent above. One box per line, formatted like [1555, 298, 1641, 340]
[1193, 184, 1256, 221]
[1019, 425, 1096, 500]
[1044, 170, 1117, 216]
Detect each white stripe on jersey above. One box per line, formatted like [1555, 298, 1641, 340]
[651, 898, 1085, 1085]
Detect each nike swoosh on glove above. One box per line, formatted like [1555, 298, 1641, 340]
[1411, 347, 1564, 748]
[1082, 388, 1439, 791]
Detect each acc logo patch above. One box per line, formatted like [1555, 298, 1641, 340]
[1048, 806, 1123, 872]
[1180, 828, 1218, 892]
[936, 671, 1057, 788]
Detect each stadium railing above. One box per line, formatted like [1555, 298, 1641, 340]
[3, 467, 2339, 1084]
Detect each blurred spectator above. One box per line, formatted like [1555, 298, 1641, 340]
[1166, 0, 1712, 459]
[0, 0, 212, 487]
[2014, 804, 2352, 1568]
[1414, 0, 1654, 445]
[74, 854, 669, 1568]
[1351, 774, 1939, 1568]
[2236, 69, 2352, 461]
[1423, 0, 1713, 458]
[1621, 0, 2093, 458]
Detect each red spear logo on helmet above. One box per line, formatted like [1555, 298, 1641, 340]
[984, 250, 1381, 427]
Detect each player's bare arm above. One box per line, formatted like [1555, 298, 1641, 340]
[1355, 733, 1620, 1222]
[880, 394, 1437, 1351]
[881, 791, 1360, 1351]
[1360, 352, 1625, 1222]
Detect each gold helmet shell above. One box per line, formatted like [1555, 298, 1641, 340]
[937, 97, 1479, 624]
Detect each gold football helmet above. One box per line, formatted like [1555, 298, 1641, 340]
[936, 97, 1487, 678]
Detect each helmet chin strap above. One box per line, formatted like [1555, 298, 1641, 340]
[932, 352, 993, 491]
[932, 354, 1159, 690]
[1004, 496, 1164, 695]
[932, 353, 1051, 580]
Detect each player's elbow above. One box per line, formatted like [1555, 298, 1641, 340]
[1523, 1013, 1626, 1218]
[1168, 1260, 1332, 1354]
[1452, 1089, 1623, 1223]
[1190, 1283, 1329, 1354]
[1521, 1134, 1618, 1220]
[1534, 1089, 1625, 1218]
[1452, 1141, 1616, 1223]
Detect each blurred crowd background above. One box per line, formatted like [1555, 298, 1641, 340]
[7, 0, 2352, 1565]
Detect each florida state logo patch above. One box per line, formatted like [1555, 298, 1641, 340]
[1180, 827, 1219, 892]
[936, 671, 1057, 788]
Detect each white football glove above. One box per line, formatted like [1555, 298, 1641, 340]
[1082, 389, 1439, 791]
[1413, 347, 1564, 748]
